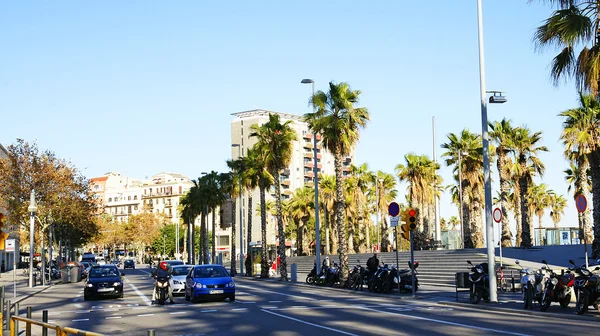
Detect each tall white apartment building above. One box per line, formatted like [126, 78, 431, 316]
[230, 109, 354, 254]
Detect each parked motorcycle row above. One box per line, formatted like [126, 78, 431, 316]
[467, 258, 600, 315]
[306, 260, 419, 294]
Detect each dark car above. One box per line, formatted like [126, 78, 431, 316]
[123, 259, 135, 269]
[84, 265, 124, 300]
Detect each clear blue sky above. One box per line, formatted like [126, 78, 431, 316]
[0, 1, 584, 233]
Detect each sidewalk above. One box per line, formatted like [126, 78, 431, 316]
[0, 269, 56, 306]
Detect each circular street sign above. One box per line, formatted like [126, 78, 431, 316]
[576, 194, 587, 213]
[388, 202, 400, 217]
[493, 208, 502, 223]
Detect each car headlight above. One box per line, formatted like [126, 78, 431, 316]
[227, 281, 235, 288]
[86, 283, 94, 288]
[113, 282, 122, 287]
[195, 282, 205, 289]
[550, 278, 558, 285]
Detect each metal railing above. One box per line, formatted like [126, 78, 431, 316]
[6, 315, 104, 336]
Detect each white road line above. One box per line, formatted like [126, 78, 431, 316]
[236, 286, 316, 301]
[73, 304, 83, 309]
[72, 319, 89, 322]
[268, 301, 282, 303]
[170, 312, 186, 315]
[291, 306, 307, 309]
[359, 307, 532, 336]
[137, 314, 154, 317]
[105, 316, 122, 320]
[133, 307, 148, 310]
[261, 306, 277, 309]
[201, 310, 217, 313]
[239, 301, 256, 304]
[125, 278, 152, 306]
[261, 309, 359, 336]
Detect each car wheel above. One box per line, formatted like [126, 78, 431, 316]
[119, 292, 124, 299]
[185, 288, 190, 301]
[84, 294, 90, 301]
[228, 294, 235, 302]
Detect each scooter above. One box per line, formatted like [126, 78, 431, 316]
[467, 260, 489, 304]
[396, 261, 419, 293]
[539, 259, 574, 311]
[516, 260, 536, 309]
[306, 263, 317, 284]
[154, 275, 171, 305]
[569, 259, 600, 315]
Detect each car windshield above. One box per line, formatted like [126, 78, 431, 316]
[172, 266, 192, 276]
[89, 267, 119, 278]
[194, 266, 228, 278]
[166, 260, 184, 266]
[125, 260, 133, 264]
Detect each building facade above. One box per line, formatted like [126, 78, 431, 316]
[0, 143, 17, 271]
[230, 109, 354, 256]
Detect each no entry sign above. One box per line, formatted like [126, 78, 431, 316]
[388, 202, 400, 217]
[576, 194, 587, 213]
[493, 208, 502, 223]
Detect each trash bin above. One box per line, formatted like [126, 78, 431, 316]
[455, 272, 470, 288]
[61, 268, 70, 283]
[69, 266, 80, 283]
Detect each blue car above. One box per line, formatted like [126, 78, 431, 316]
[184, 265, 235, 303]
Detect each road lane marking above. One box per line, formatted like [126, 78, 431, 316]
[261, 306, 277, 309]
[291, 306, 307, 308]
[359, 307, 532, 336]
[232, 308, 247, 311]
[72, 319, 89, 322]
[170, 312, 187, 315]
[238, 301, 256, 304]
[125, 278, 152, 306]
[201, 310, 217, 313]
[137, 314, 154, 317]
[268, 301, 282, 303]
[261, 309, 359, 336]
[237, 286, 315, 301]
[73, 304, 83, 309]
[105, 316, 122, 320]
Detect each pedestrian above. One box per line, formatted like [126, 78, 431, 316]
[1, 260, 5, 273]
[366, 253, 379, 274]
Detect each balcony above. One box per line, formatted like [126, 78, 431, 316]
[317, 163, 322, 169]
[282, 179, 291, 186]
[304, 143, 314, 149]
[303, 133, 313, 140]
[282, 189, 292, 196]
[316, 153, 322, 159]
[305, 181, 314, 187]
[304, 162, 314, 168]
[304, 152, 313, 159]
[316, 134, 322, 140]
[304, 171, 314, 178]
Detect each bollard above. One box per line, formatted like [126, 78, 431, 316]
[5, 301, 9, 333]
[26, 306, 32, 336]
[13, 302, 18, 336]
[42, 310, 48, 336]
[0, 298, 3, 330]
[147, 330, 155, 336]
[0, 286, 4, 301]
[290, 263, 297, 282]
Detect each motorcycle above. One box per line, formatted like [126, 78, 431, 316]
[516, 260, 536, 309]
[345, 261, 364, 290]
[568, 259, 600, 315]
[154, 274, 171, 305]
[369, 263, 390, 293]
[306, 263, 317, 284]
[467, 260, 489, 304]
[394, 261, 419, 293]
[539, 259, 574, 312]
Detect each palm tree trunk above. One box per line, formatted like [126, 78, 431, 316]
[519, 174, 532, 248]
[246, 194, 253, 276]
[231, 198, 237, 275]
[183, 224, 188, 262]
[470, 192, 484, 248]
[590, 151, 600, 258]
[514, 191, 523, 247]
[347, 212, 354, 253]
[498, 155, 512, 247]
[365, 215, 370, 252]
[462, 185, 473, 248]
[302, 219, 310, 256]
[325, 207, 331, 255]
[274, 171, 288, 281]
[211, 208, 216, 264]
[259, 188, 269, 278]
[200, 213, 206, 263]
[203, 212, 210, 264]
[334, 151, 349, 282]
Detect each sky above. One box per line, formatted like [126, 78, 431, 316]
[0, 1, 587, 237]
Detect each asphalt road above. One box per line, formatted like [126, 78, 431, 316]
[13, 266, 600, 336]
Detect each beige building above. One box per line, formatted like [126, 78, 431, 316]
[230, 109, 354, 255]
[0, 143, 17, 271]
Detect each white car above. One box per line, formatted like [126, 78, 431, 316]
[170, 265, 193, 296]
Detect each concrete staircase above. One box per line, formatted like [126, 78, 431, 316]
[286, 249, 489, 287]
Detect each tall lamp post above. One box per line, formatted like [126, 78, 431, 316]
[28, 190, 37, 288]
[476, 0, 507, 303]
[231, 144, 244, 275]
[301, 78, 322, 275]
[201, 171, 210, 264]
[457, 151, 468, 249]
[376, 178, 383, 252]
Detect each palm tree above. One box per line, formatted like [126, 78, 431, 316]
[289, 186, 314, 256]
[304, 81, 370, 282]
[319, 175, 336, 255]
[550, 193, 568, 229]
[489, 118, 516, 247]
[220, 169, 238, 274]
[250, 113, 297, 281]
[507, 178, 523, 247]
[528, 183, 553, 232]
[441, 130, 484, 248]
[349, 163, 372, 253]
[511, 127, 548, 248]
[564, 161, 593, 241]
[372, 171, 397, 252]
[448, 216, 459, 231]
[559, 93, 600, 253]
[534, 1, 600, 95]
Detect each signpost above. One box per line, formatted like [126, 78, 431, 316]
[6, 239, 16, 297]
[388, 202, 400, 294]
[576, 194, 589, 268]
[493, 208, 503, 267]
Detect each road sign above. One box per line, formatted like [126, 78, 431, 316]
[5, 239, 15, 252]
[390, 216, 399, 227]
[493, 208, 502, 223]
[388, 202, 400, 217]
[576, 194, 587, 213]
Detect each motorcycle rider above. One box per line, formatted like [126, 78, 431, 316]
[322, 256, 331, 269]
[152, 261, 175, 304]
[367, 253, 379, 274]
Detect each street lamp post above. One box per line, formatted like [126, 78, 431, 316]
[201, 171, 210, 264]
[301, 78, 322, 275]
[28, 190, 37, 288]
[476, 0, 507, 303]
[376, 178, 382, 252]
[232, 144, 244, 275]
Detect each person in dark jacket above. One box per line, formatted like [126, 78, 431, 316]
[366, 253, 379, 274]
[152, 261, 174, 304]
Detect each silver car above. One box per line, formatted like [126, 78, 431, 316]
[170, 265, 193, 295]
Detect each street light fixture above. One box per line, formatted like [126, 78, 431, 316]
[27, 190, 37, 288]
[231, 144, 244, 275]
[476, 0, 507, 304]
[301, 78, 322, 275]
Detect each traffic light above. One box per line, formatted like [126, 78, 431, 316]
[0, 213, 7, 250]
[407, 208, 417, 230]
[400, 209, 417, 240]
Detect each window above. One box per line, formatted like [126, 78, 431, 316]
[128, 196, 131, 201]
[134, 205, 138, 211]
[108, 198, 112, 202]
[134, 195, 138, 200]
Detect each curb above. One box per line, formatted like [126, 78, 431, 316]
[13, 283, 55, 306]
[438, 300, 600, 322]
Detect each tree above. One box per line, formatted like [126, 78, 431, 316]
[489, 118, 517, 247]
[124, 212, 167, 262]
[371, 171, 397, 252]
[559, 92, 600, 253]
[550, 193, 568, 229]
[151, 224, 179, 257]
[250, 113, 297, 281]
[528, 183, 553, 231]
[564, 161, 593, 241]
[511, 127, 548, 248]
[304, 81, 369, 282]
[319, 175, 336, 255]
[289, 186, 314, 256]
